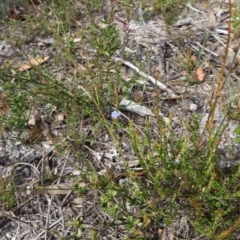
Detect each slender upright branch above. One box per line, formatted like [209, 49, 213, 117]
[198, 0, 232, 148]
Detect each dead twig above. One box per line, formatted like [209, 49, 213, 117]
[198, 0, 232, 147]
[114, 57, 177, 98]
[33, 217, 63, 240]
[45, 195, 53, 240]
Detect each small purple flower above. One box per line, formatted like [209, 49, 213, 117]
[111, 110, 121, 120]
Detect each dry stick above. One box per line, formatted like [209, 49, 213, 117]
[198, 0, 232, 148]
[185, 2, 204, 14]
[45, 195, 54, 240]
[0, 212, 32, 230]
[54, 197, 66, 237]
[114, 57, 177, 98]
[33, 217, 63, 240]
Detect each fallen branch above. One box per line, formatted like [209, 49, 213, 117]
[114, 57, 177, 97]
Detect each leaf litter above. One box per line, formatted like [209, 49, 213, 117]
[0, 0, 240, 239]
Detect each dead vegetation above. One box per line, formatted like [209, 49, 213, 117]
[0, 0, 240, 239]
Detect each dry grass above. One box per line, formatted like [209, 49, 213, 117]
[0, 0, 240, 239]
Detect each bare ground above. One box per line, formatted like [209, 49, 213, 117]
[0, 0, 240, 239]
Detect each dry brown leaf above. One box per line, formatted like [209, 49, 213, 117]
[196, 66, 205, 82]
[19, 56, 50, 72]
